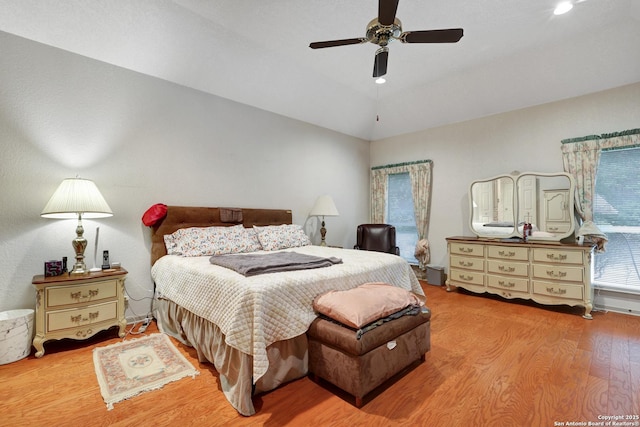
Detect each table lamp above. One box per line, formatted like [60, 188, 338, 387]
[309, 195, 339, 246]
[41, 178, 113, 275]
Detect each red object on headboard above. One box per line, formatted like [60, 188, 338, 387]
[142, 203, 168, 226]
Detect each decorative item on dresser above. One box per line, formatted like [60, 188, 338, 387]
[31, 268, 127, 357]
[446, 237, 595, 319]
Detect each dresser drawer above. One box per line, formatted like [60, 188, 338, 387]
[449, 268, 484, 286]
[46, 279, 118, 308]
[46, 301, 118, 332]
[487, 274, 529, 293]
[545, 222, 571, 233]
[487, 260, 529, 277]
[450, 242, 484, 257]
[532, 281, 584, 300]
[532, 264, 583, 283]
[532, 248, 583, 265]
[487, 245, 528, 261]
[450, 255, 484, 271]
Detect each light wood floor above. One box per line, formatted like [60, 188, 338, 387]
[1, 281, 639, 427]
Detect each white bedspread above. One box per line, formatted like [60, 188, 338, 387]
[151, 245, 422, 382]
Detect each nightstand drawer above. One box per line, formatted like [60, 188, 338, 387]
[487, 246, 528, 261]
[532, 281, 583, 300]
[450, 242, 484, 257]
[46, 279, 118, 308]
[450, 255, 484, 271]
[47, 301, 118, 332]
[532, 264, 583, 282]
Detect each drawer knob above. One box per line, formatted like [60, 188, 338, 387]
[498, 265, 515, 273]
[546, 253, 567, 261]
[458, 274, 474, 281]
[498, 280, 515, 288]
[70, 289, 100, 300]
[546, 287, 567, 295]
[545, 270, 567, 278]
[458, 260, 474, 267]
[498, 250, 515, 257]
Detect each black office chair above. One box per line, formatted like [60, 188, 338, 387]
[353, 224, 400, 255]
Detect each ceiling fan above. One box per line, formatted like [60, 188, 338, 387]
[309, 0, 463, 79]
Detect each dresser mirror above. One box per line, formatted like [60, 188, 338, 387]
[470, 171, 576, 241]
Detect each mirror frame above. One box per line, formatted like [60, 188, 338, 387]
[469, 171, 576, 241]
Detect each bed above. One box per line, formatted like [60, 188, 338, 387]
[149, 206, 423, 415]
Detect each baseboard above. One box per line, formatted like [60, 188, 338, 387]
[126, 314, 154, 325]
[593, 288, 640, 316]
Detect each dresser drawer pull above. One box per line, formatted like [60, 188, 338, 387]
[70, 311, 100, 323]
[70, 289, 100, 300]
[546, 287, 567, 295]
[546, 253, 567, 261]
[458, 247, 475, 253]
[546, 270, 567, 278]
[458, 274, 474, 281]
[498, 265, 515, 273]
[458, 260, 474, 267]
[498, 250, 516, 257]
[497, 280, 515, 288]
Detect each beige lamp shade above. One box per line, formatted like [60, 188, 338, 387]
[41, 178, 113, 219]
[309, 195, 339, 218]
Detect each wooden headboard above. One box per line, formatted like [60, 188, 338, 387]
[150, 206, 293, 265]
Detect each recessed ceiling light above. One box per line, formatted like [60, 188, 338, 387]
[375, 77, 386, 84]
[554, 1, 573, 15]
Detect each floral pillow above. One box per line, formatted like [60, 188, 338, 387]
[164, 225, 255, 256]
[253, 224, 311, 251]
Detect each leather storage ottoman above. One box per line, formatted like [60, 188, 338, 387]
[307, 309, 431, 407]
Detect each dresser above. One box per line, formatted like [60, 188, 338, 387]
[446, 237, 594, 319]
[32, 268, 127, 357]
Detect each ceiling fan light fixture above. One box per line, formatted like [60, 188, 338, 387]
[554, 1, 573, 15]
[375, 77, 386, 84]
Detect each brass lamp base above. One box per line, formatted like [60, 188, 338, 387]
[319, 218, 327, 246]
[70, 214, 88, 275]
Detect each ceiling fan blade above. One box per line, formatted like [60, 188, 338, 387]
[373, 48, 389, 78]
[400, 28, 464, 43]
[378, 0, 400, 26]
[309, 38, 368, 49]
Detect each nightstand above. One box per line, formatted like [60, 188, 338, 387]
[31, 268, 127, 358]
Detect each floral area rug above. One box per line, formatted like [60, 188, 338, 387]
[93, 333, 199, 410]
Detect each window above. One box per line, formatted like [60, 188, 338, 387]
[387, 173, 418, 264]
[593, 147, 640, 292]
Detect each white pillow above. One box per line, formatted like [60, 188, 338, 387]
[164, 225, 251, 256]
[253, 224, 311, 251]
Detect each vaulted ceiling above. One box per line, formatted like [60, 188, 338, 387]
[1, 0, 639, 141]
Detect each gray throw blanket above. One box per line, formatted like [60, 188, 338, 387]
[209, 251, 343, 276]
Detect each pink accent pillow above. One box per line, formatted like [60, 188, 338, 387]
[313, 282, 420, 329]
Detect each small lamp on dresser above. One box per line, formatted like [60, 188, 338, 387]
[310, 194, 339, 246]
[41, 177, 113, 275]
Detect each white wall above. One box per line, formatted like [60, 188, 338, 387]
[371, 81, 640, 313]
[0, 32, 370, 319]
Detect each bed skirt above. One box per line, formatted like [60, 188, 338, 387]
[153, 297, 308, 416]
